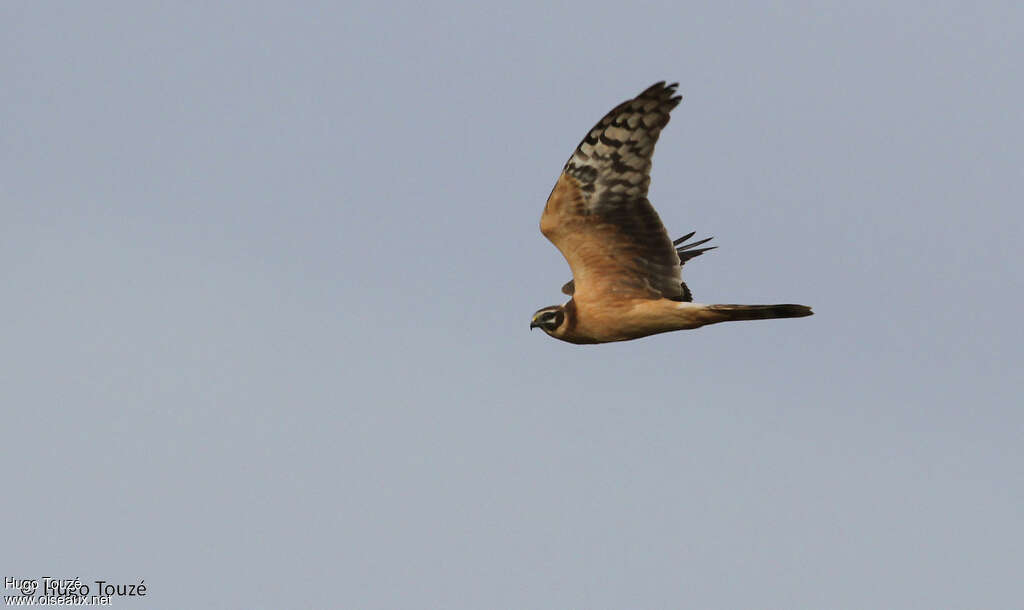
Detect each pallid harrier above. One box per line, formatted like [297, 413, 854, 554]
[531, 82, 812, 344]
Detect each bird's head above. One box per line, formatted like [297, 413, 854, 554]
[530, 305, 566, 336]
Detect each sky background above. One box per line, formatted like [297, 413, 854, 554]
[2, 1, 1022, 608]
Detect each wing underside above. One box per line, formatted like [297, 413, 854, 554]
[560, 231, 716, 301]
[541, 82, 689, 304]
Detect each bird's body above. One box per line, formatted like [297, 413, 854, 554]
[531, 82, 812, 344]
[541, 299, 705, 346]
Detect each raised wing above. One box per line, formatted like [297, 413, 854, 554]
[541, 82, 686, 303]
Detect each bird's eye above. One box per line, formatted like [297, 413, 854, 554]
[541, 311, 562, 329]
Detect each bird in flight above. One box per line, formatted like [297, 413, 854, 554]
[531, 82, 813, 344]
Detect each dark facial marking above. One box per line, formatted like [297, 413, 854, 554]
[544, 309, 564, 330]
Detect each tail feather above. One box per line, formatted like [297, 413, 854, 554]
[707, 304, 813, 322]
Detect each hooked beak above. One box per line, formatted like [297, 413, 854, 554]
[530, 320, 540, 330]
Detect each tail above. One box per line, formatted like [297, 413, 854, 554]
[706, 303, 813, 322]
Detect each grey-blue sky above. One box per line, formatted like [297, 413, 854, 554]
[2, 1, 1022, 608]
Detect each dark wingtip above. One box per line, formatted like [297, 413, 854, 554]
[674, 233, 716, 264]
[679, 246, 716, 259]
[677, 236, 715, 251]
[667, 82, 682, 102]
[672, 231, 696, 246]
[642, 81, 682, 105]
